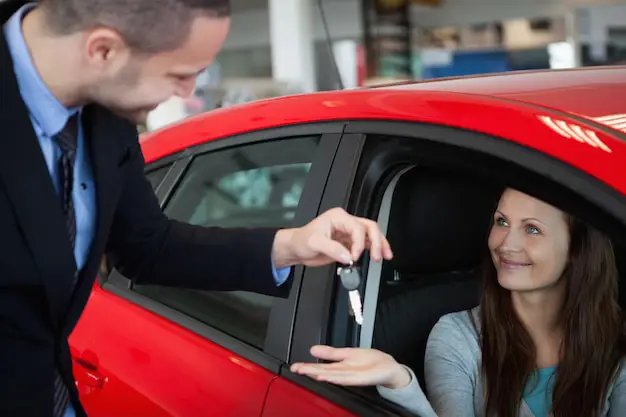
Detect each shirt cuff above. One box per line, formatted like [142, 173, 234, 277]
[271, 257, 291, 286]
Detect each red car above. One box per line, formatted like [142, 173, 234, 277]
[69, 66, 626, 417]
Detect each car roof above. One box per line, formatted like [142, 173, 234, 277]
[140, 66, 626, 195]
[381, 66, 626, 126]
[142, 66, 626, 152]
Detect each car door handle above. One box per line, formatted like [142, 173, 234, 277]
[72, 350, 104, 389]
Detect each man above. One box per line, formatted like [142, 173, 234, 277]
[0, 0, 393, 416]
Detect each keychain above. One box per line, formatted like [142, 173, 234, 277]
[337, 261, 364, 325]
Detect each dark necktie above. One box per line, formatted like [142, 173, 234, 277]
[52, 114, 79, 417]
[55, 114, 78, 247]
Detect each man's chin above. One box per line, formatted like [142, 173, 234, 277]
[112, 108, 152, 125]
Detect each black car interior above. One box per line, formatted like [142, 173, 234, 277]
[371, 166, 503, 393]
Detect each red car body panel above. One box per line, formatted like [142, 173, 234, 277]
[262, 378, 357, 417]
[70, 66, 626, 416]
[71, 284, 276, 417]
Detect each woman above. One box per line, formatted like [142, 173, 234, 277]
[290, 188, 626, 416]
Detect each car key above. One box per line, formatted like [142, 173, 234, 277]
[337, 262, 364, 325]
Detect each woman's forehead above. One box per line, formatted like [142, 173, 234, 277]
[497, 189, 564, 222]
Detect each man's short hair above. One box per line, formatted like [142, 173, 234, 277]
[39, 0, 231, 53]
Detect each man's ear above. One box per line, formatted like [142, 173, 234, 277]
[84, 28, 130, 69]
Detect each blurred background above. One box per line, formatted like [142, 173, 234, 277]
[144, 0, 626, 132]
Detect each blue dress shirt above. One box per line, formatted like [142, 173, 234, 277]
[4, 4, 290, 416]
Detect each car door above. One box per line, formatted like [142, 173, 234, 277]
[69, 125, 343, 417]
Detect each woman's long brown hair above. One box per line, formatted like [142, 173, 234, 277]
[479, 215, 626, 417]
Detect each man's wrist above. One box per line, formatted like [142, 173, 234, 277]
[272, 228, 297, 269]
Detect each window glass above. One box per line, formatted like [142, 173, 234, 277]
[178, 162, 311, 228]
[134, 136, 320, 348]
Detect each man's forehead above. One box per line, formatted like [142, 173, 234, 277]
[161, 16, 228, 65]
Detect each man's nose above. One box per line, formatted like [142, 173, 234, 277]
[175, 79, 196, 99]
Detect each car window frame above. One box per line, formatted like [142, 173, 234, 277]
[146, 151, 191, 198]
[145, 163, 173, 193]
[134, 136, 324, 350]
[101, 122, 346, 373]
[284, 120, 626, 417]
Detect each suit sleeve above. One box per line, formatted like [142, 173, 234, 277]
[106, 138, 292, 298]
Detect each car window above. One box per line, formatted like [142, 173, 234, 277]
[145, 164, 173, 191]
[134, 136, 320, 349]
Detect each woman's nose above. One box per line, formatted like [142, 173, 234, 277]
[500, 229, 523, 252]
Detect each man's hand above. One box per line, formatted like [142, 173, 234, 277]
[272, 207, 393, 269]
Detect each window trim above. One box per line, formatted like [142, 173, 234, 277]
[359, 165, 414, 349]
[145, 162, 174, 195]
[288, 133, 366, 363]
[152, 157, 192, 206]
[102, 122, 346, 373]
[285, 121, 626, 416]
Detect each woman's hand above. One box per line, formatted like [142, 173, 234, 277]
[290, 345, 412, 390]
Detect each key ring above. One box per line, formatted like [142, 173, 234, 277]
[337, 261, 361, 292]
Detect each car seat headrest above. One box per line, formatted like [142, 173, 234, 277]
[387, 167, 502, 275]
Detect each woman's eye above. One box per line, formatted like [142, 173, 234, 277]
[495, 217, 508, 227]
[526, 225, 541, 235]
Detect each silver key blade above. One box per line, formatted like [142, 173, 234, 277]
[348, 290, 363, 325]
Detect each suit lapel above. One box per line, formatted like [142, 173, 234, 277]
[0, 30, 77, 331]
[0, 2, 135, 335]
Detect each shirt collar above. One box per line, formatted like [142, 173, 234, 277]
[3, 3, 80, 137]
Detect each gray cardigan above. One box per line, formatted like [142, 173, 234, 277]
[377, 308, 626, 417]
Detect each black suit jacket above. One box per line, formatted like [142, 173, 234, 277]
[0, 1, 291, 415]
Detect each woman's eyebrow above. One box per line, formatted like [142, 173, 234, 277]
[522, 217, 548, 226]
